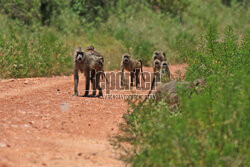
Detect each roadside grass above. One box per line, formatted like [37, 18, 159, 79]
[100, 0, 249, 65]
[0, 14, 125, 78]
[1, 0, 249, 78]
[116, 26, 250, 167]
[0, 15, 71, 78]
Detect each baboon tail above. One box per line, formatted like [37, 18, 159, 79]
[139, 60, 145, 81]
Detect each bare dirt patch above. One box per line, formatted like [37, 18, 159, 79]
[0, 64, 186, 167]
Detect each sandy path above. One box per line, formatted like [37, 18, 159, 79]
[0, 65, 187, 167]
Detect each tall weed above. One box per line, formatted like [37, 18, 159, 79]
[118, 26, 250, 166]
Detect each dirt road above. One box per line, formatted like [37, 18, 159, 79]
[0, 65, 186, 167]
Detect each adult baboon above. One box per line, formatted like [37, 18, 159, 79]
[121, 53, 145, 87]
[152, 51, 166, 63]
[73, 47, 104, 97]
[143, 79, 206, 110]
[154, 79, 205, 105]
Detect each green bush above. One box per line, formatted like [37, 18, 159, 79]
[0, 13, 125, 78]
[70, 0, 110, 26]
[0, 16, 72, 78]
[98, 0, 249, 65]
[148, 0, 190, 22]
[118, 26, 250, 166]
[0, 0, 41, 25]
[0, 0, 249, 77]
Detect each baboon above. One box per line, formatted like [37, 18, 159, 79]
[154, 79, 205, 103]
[86, 45, 95, 52]
[143, 79, 206, 110]
[86, 45, 109, 83]
[160, 60, 171, 83]
[150, 59, 161, 90]
[147, 60, 171, 97]
[73, 47, 104, 97]
[150, 50, 169, 89]
[152, 51, 166, 63]
[86, 45, 104, 64]
[121, 53, 145, 87]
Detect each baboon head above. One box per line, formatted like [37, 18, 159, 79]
[193, 79, 206, 90]
[75, 47, 85, 62]
[188, 79, 206, 95]
[153, 59, 161, 72]
[153, 51, 166, 61]
[161, 61, 169, 74]
[122, 53, 130, 64]
[86, 45, 95, 51]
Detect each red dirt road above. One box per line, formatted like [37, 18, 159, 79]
[0, 65, 187, 167]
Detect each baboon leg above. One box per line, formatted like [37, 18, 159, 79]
[96, 73, 103, 97]
[130, 71, 135, 87]
[135, 69, 140, 88]
[167, 69, 171, 78]
[83, 72, 91, 97]
[103, 73, 109, 84]
[90, 70, 97, 97]
[100, 71, 109, 84]
[121, 66, 124, 86]
[74, 68, 79, 96]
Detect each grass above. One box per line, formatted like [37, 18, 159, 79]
[1, 0, 249, 78]
[0, 1, 249, 166]
[116, 26, 250, 166]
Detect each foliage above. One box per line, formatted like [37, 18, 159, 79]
[0, 0, 249, 76]
[101, 0, 249, 65]
[0, 1, 249, 166]
[0, 0, 41, 25]
[0, 16, 72, 78]
[148, 0, 190, 22]
[118, 27, 250, 166]
[70, 0, 109, 26]
[39, 0, 70, 25]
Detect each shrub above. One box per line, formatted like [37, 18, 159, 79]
[0, 0, 41, 25]
[0, 16, 72, 78]
[118, 26, 250, 166]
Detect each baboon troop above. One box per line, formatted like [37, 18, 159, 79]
[120, 53, 145, 87]
[142, 52, 171, 101]
[149, 52, 171, 92]
[73, 47, 204, 107]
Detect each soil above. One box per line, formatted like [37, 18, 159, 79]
[0, 64, 187, 167]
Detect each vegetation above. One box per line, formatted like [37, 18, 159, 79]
[0, 1, 249, 166]
[118, 26, 250, 166]
[0, 0, 249, 78]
